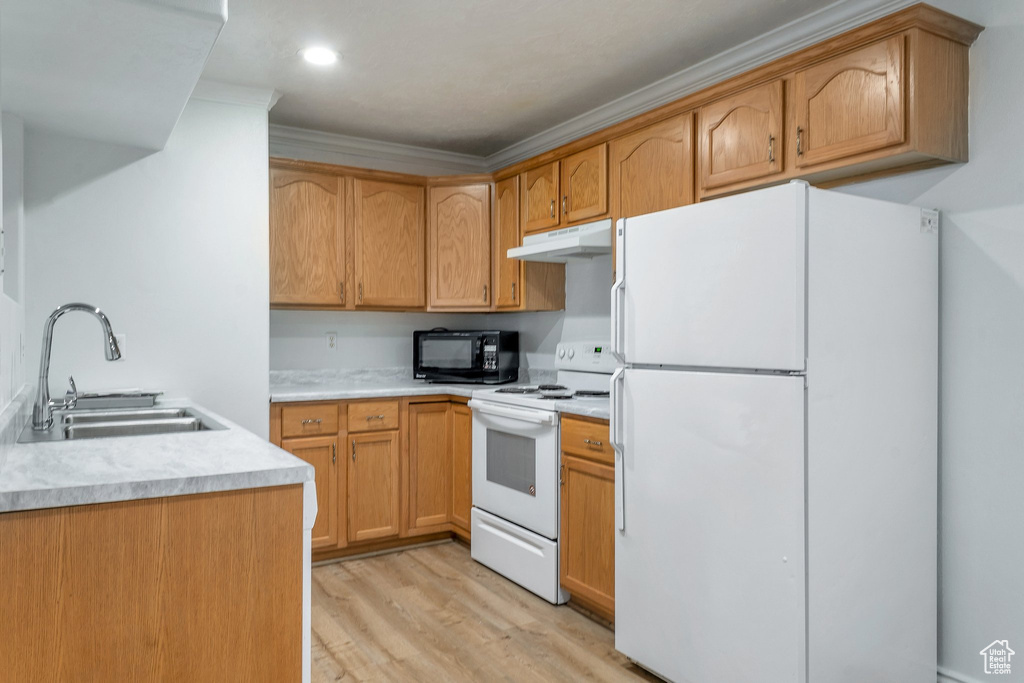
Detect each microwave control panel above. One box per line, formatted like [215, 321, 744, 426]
[555, 341, 616, 373]
[482, 340, 498, 370]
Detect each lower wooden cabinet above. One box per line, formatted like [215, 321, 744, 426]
[280, 435, 339, 550]
[0, 487, 304, 681]
[272, 396, 473, 558]
[559, 416, 615, 621]
[348, 431, 400, 542]
[407, 402, 452, 532]
[450, 403, 473, 536]
[560, 454, 615, 620]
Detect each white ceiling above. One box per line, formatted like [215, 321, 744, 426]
[1, 0, 226, 150]
[202, 0, 841, 156]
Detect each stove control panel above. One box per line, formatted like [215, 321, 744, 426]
[555, 341, 617, 373]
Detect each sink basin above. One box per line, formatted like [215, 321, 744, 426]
[62, 408, 191, 425]
[18, 406, 226, 443]
[63, 417, 206, 440]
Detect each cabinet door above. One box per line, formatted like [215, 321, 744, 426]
[609, 112, 694, 220]
[794, 36, 905, 167]
[698, 80, 783, 193]
[352, 179, 425, 308]
[269, 169, 345, 306]
[493, 176, 522, 310]
[428, 184, 491, 309]
[561, 143, 608, 224]
[560, 454, 614, 619]
[281, 435, 339, 550]
[520, 160, 560, 233]
[451, 403, 473, 533]
[348, 431, 400, 542]
[407, 402, 452, 532]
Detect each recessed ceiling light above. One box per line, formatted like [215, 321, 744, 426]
[301, 46, 338, 66]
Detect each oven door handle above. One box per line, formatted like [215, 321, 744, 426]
[467, 400, 557, 425]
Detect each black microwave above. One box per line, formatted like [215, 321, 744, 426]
[413, 330, 519, 384]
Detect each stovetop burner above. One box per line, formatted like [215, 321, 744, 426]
[494, 386, 539, 394]
[537, 384, 568, 392]
[574, 390, 610, 398]
[537, 393, 573, 400]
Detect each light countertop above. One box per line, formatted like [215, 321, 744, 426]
[0, 393, 313, 514]
[270, 368, 610, 420]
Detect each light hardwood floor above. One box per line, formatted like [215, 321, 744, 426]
[311, 541, 658, 682]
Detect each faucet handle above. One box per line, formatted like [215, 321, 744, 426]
[64, 375, 78, 410]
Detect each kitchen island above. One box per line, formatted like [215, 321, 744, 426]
[0, 392, 315, 683]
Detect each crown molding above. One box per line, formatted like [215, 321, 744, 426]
[190, 79, 281, 110]
[481, 0, 917, 171]
[265, 0, 919, 175]
[268, 125, 488, 176]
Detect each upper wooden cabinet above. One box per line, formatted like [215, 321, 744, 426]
[269, 168, 345, 307]
[428, 184, 491, 310]
[492, 175, 566, 312]
[520, 160, 560, 233]
[493, 176, 522, 310]
[561, 143, 608, 224]
[609, 112, 694, 220]
[794, 36, 904, 168]
[352, 179, 425, 308]
[698, 80, 783, 194]
[518, 145, 608, 234]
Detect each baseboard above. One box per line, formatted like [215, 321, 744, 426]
[938, 666, 984, 683]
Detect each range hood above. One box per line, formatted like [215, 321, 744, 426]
[507, 219, 612, 263]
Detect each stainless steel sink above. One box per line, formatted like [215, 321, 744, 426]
[62, 408, 191, 425]
[19, 406, 226, 443]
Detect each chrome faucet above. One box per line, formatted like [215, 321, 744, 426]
[32, 303, 121, 430]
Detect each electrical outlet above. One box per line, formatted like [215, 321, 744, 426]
[326, 332, 337, 352]
[920, 209, 939, 234]
[114, 334, 126, 361]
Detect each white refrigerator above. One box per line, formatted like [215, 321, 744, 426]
[610, 181, 937, 683]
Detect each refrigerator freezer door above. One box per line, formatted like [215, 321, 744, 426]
[619, 182, 806, 371]
[615, 368, 806, 683]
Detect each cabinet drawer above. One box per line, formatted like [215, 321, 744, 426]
[560, 415, 612, 465]
[348, 400, 400, 432]
[281, 403, 339, 438]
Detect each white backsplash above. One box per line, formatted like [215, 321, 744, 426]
[269, 255, 613, 371]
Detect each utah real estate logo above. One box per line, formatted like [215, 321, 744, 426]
[979, 640, 1014, 675]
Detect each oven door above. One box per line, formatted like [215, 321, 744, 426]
[469, 399, 559, 539]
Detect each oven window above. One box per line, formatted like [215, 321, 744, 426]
[420, 338, 474, 369]
[485, 430, 536, 496]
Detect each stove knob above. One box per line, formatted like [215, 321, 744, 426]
[567, 348, 575, 359]
[558, 347, 566, 359]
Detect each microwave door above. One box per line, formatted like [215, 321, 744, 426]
[418, 335, 482, 378]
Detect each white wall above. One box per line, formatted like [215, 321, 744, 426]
[0, 113, 27, 411]
[24, 98, 272, 436]
[835, 2, 1023, 680]
[269, 255, 612, 372]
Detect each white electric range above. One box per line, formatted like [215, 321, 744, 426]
[467, 340, 615, 604]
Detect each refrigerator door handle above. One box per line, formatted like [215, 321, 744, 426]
[611, 278, 626, 362]
[611, 219, 626, 362]
[610, 367, 626, 531]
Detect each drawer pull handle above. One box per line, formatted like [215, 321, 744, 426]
[301, 418, 323, 425]
[366, 414, 386, 421]
[584, 438, 603, 447]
